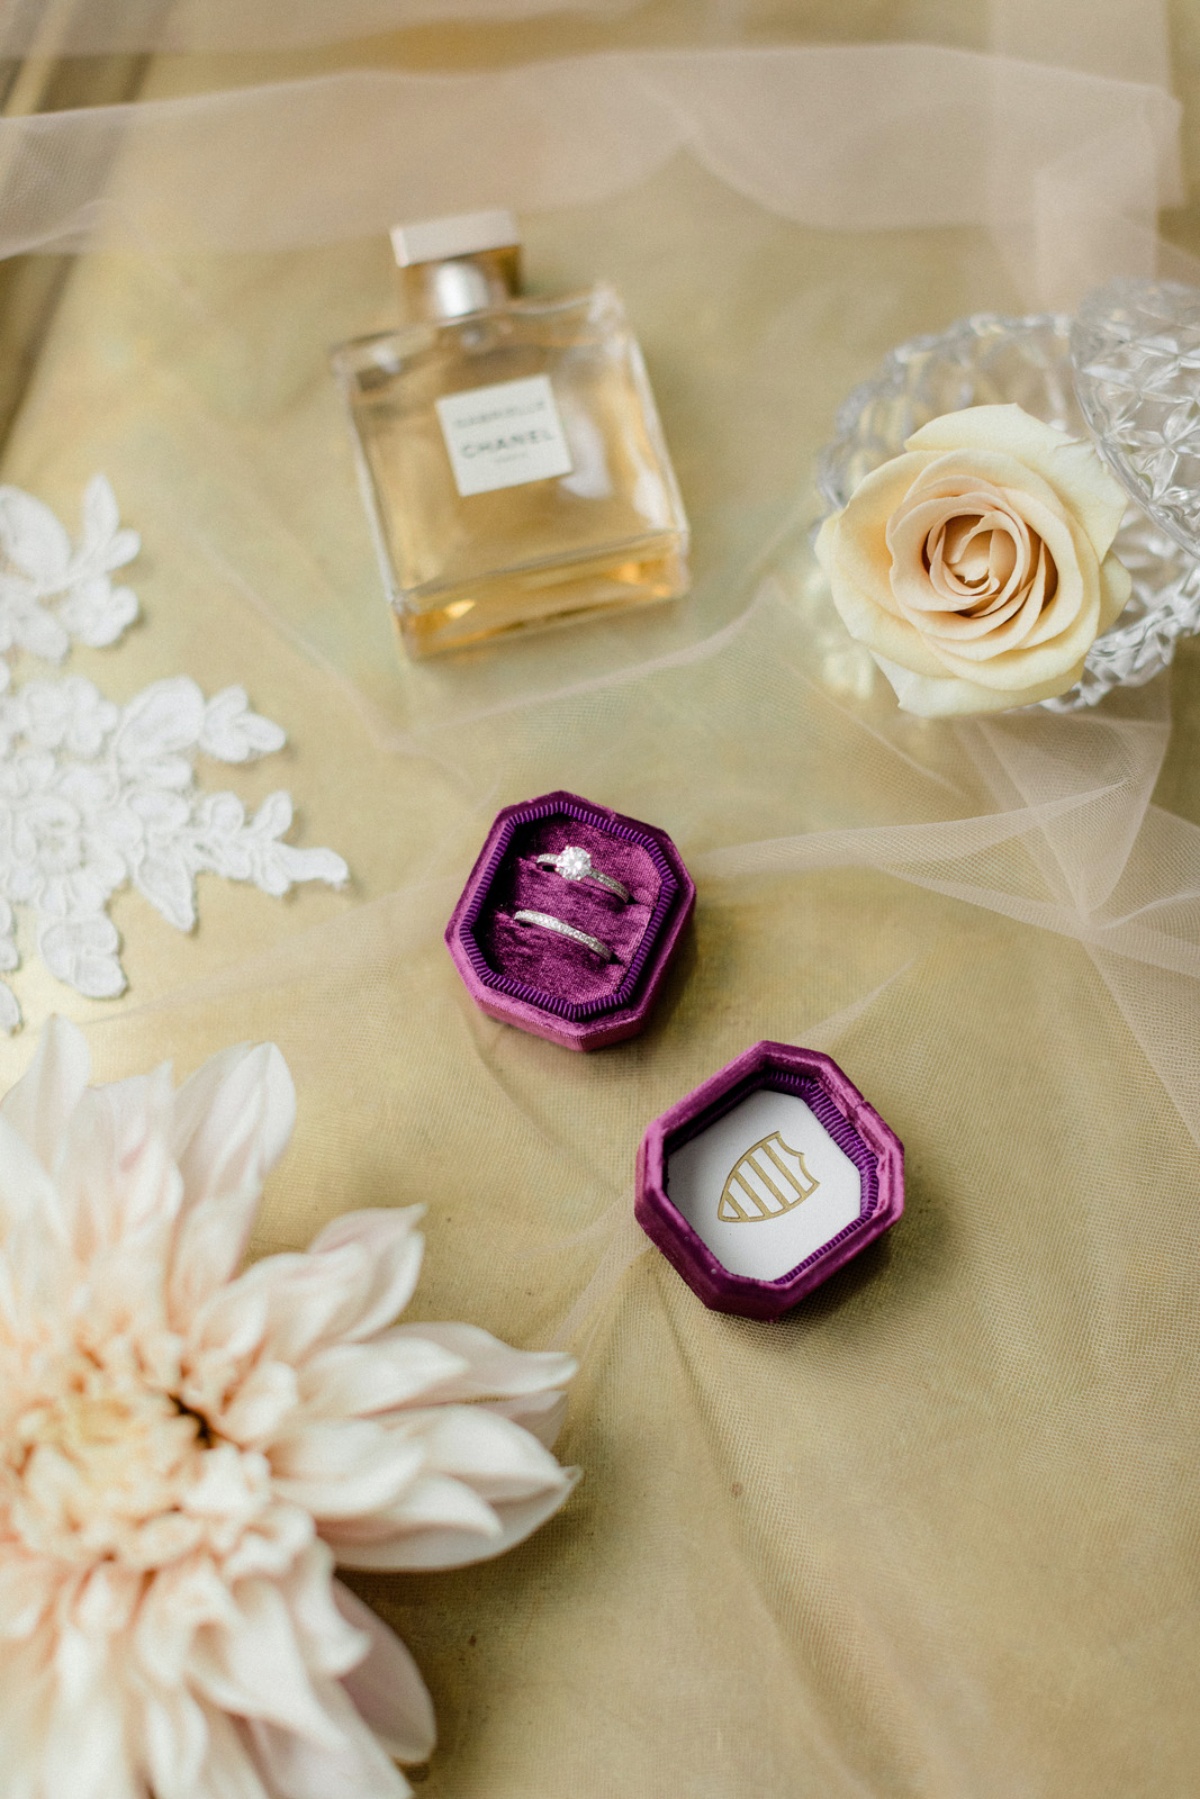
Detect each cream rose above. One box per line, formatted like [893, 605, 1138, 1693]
[816, 404, 1132, 716]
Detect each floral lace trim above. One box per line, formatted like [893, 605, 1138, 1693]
[0, 479, 348, 1030]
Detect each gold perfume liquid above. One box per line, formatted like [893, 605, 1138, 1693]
[333, 216, 689, 659]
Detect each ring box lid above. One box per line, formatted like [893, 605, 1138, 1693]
[636, 1041, 903, 1319]
[445, 789, 694, 1052]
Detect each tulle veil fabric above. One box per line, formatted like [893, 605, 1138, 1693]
[2, 1, 1200, 1793]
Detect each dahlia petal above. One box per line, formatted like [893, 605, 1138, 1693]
[135, 1557, 241, 1688]
[72, 1561, 141, 1635]
[0, 1554, 61, 1640]
[188, 1271, 272, 1351]
[197, 1235, 404, 1373]
[45, 1629, 139, 1799]
[385, 1323, 576, 1404]
[61, 1070, 181, 1269]
[188, 1578, 346, 1747]
[184, 1442, 273, 1523]
[328, 1469, 579, 1572]
[43, 1715, 141, 1799]
[327, 1472, 502, 1549]
[279, 1542, 368, 1680]
[0, 1113, 66, 1242]
[305, 1209, 425, 1343]
[270, 1423, 425, 1520]
[0, 1014, 90, 1175]
[0, 1634, 55, 1799]
[403, 1405, 573, 1503]
[483, 1388, 570, 1450]
[243, 1249, 370, 1364]
[296, 1339, 468, 1420]
[169, 1043, 296, 1324]
[245, 1678, 413, 1799]
[194, 1708, 273, 1799]
[143, 1685, 210, 1799]
[334, 1582, 437, 1765]
[220, 1505, 314, 1586]
[218, 1360, 300, 1447]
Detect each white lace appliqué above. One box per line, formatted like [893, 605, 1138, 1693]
[0, 478, 348, 1031]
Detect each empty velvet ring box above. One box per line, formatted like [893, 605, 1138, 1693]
[446, 789, 695, 1051]
[636, 1042, 904, 1319]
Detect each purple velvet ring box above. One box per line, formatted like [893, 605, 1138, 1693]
[635, 1041, 903, 1319]
[445, 790, 695, 1051]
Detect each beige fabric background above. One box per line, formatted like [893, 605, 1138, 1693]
[3, 3, 1200, 1793]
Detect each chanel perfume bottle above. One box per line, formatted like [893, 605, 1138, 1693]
[332, 210, 689, 659]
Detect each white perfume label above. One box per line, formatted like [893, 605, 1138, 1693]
[666, 1090, 863, 1282]
[436, 374, 573, 497]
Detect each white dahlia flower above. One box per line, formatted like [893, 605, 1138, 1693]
[0, 1018, 577, 1798]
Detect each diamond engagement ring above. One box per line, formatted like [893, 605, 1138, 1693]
[534, 845, 631, 903]
[513, 909, 615, 961]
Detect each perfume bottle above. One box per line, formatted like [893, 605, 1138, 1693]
[332, 210, 690, 659]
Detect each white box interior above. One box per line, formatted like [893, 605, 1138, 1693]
[666, 1087, 863, 1281]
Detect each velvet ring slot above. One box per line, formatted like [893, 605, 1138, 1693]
[635, 1042, 904, 1318]
[445, 789, 695, 1050]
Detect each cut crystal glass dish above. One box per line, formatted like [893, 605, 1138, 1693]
[816, 287, 1200, 711]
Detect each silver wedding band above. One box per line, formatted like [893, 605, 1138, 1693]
[535, 845, 631, 904]
[514, 909, 615, 961]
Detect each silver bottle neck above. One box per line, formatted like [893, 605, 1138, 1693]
[397, 246, 522, 323]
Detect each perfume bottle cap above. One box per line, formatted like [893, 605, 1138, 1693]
[390, 210, 523, 322]
[389, 210, 520, 268]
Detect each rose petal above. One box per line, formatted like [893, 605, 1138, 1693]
[870, 650, 1090, 716]
[906, 404, 1128, 555]
[1099, 550, 1133, 629]
[817, 508, 951, 680]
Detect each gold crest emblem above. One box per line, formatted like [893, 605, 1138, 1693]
[717, 1133, 819, 1223]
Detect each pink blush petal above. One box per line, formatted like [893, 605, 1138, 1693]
[168, 1043, 295, 1326]
[196, 1707, 274, 1798]
[482, 1390, 570, 1451]
[269, 1423, 425, 1520]
[0, 1014, 91, 1174]
[334, 1583, 436, 1764]
[383, 1323, 576, 1404]
[187, 1578, 345, 1748]
[245, 1682, 413, 1799]
[305, 1210, 426, 1344]
[328, 1470, 579, 1573]
[296, 1339, 467, 1420]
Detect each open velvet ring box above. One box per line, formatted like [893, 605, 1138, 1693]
[446, 789, 695, 1051]
[636, 1042, 904, 1319]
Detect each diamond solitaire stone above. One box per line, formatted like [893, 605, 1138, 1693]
[534, 842, 631, 902]
[557, 846, 592, 879]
